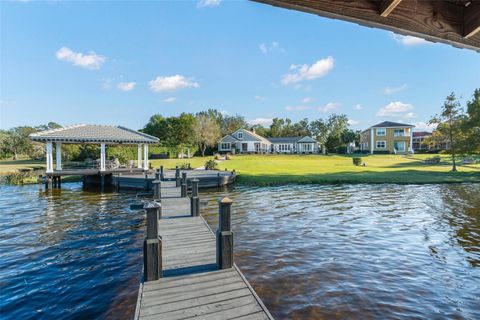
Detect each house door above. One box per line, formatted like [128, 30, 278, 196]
[242, 143, 248, 152]
[254, 143, 260, 152]
[394, 141, 405, 152]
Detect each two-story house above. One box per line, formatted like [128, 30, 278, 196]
[359, 121, 414, 154]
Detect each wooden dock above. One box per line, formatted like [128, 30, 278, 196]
[135, 180, 273, 320]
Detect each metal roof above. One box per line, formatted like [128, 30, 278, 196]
[29, 124, 159, 144]
[371, 121, 414, 128]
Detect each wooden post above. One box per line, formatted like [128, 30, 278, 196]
[217, 172, 221, 187]
[160, 165, 164, 180]
[155, 169, 160, 181]
[181, 172, 187, 197]
[144, 202, 162, 281]
[175, 167, 180, 187]
[190, 179, 200, 217]
[144, 173, 149, 191]
[216, 197, 234, 269]
[57, 176, 61, 188]
[152, 180, 161, 201]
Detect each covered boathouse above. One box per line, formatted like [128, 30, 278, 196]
[29, 124, 159, 183]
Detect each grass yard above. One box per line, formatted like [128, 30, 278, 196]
[2, 154, 479, 185]
[215, 154, 480, 185]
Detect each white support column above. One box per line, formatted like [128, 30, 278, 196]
[409, 129, 413, 153]
[138, 144, 143, 169]
[46, 141, 53, 173]
[370, 128, 374, 154]
[143, 144, 149, 170]
[100, 143, 106, 172]
[55, 142, 62, 171]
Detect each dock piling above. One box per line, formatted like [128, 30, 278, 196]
[155, 169, 160, 181]
[143, 202, 162, 281]
[160, 165, 164, 180]
[152, 180, 161, 201]
[181, 172, 187, 197]
[175, 167, 180, 187]
[190, 179, 200, 217]
[216, 197, 234, 269]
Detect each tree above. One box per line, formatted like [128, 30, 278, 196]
[1, 126, 37, 160]
[430, 92, 464, 171]
[220, 115, 247, 136]
[325, 114, 349, 152]
[142, 114, 169, 141]
[461, 88, 480, 153]
[309, 119, 329, 153]
[194, 114, 221, 156]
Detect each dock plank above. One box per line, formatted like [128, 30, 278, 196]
[136, 180, 273, 320]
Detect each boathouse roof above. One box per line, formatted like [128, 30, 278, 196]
[29, 124, 159, 144]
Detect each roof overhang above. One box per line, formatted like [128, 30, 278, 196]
[252, 0, 480, 52]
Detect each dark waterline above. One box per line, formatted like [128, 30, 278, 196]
[1, 183, 479, 320]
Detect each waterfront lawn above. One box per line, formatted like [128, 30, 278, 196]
[149, 157, 212, 170]
[0, 158, 45, 174]
[215, 154, 480, 185]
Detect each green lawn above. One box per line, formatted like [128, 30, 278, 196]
[215, 154, 480, 185]
[2, 154, 479, 185]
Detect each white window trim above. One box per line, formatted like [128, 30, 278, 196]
[220, 142, 231, 150]
[376, 140, 387, 149]
[237, 132, 243, 139]
[393, 129, 405, 137]
[376, 128, 386, 136]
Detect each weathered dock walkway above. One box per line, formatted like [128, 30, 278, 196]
[135, 180, 273, 320]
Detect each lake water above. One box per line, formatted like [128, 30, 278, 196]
[0, 182, 479, 319]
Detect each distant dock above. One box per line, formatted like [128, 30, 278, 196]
[134, 178, 273, 320]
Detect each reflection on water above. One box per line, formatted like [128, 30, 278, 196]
[201, 184, 480, 320]
[1, 182, 479, 320]
[0, 183, 144, 320]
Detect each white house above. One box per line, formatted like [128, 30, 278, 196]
[218, 129, 319, 154]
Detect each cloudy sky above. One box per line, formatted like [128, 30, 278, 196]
[1, 0, 479, 131]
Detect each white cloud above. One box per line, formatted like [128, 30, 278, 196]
[255, 95, 266, 101]
[414, 121, 437, 132]
[55, 46, 105, 70]
[384, 84, 407, 95]
[100, 78, 114, 89]
[259, 41, 284, 55]
[197, 0, 221, 7]
[355, 104, 363, 110]
[248, 118, 273, 126]
[149, 75, 199, 92]
[164, 97, 176, 103]
[377, 101, 413, 117]
[391, 33, 429, 46]
[301, 97, 313, 103]
[318, 102, 340, 113]
[348, 119, 360, 125]
[285, 105, 311, 111]
[117, 82, 136, 91]
[282, 56, 334, 85]
[405, 112, 416, 119]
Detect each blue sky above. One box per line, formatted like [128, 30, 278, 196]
[1, 0, 479, 132]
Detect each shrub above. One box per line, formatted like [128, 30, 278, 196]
[204, 159, 218, 170]
[226, 153, 232, 160]
[178, 162, 192, 170]
[424, 156, 441, 164]
[373, 150, 390, 154]
[214, 153, 222, 160]
[352, 157, 362, 166]
[353, 150, 370, 154]
[5, 169, 39, 185]
[336, 145, 348, 154]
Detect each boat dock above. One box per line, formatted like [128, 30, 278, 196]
[134, 179, 273, 320]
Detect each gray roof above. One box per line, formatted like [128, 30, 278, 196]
[29, 124, 159, 144]
[268, 136, 317, 143]
[268, 136, 303, 143]
[371, 121, 414, 128]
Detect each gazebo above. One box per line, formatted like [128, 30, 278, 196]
[29, 124, 159, 174]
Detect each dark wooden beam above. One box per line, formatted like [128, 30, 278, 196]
[252, 0, 480, 52]
[464, 0, 480, 38]
[380, 0, 403, 18]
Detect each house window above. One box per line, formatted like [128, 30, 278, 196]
[394, 129, 405, 137]
[220, 142, 230, 150]
[376, 141, 386, 148]
[376, 128, 386, 136]
[237, 132, 243, 139]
